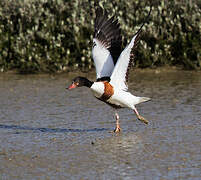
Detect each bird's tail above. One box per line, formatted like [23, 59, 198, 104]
[137, 97, 151, 104]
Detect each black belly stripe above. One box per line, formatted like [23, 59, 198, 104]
[96, 97, 122, 109]
[100, 93, 112, 101]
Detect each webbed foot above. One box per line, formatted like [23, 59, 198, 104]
[137, 115, 149, 124]
[113, 125, 121, 133]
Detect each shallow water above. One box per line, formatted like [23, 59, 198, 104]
[0, 70, 200, 180]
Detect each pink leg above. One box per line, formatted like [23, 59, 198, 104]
[133, 106, 140, 116]
[133, 106, 149, 124]
[114, 112, 121, 133]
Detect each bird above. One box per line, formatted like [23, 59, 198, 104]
[67, 7, 151, 133]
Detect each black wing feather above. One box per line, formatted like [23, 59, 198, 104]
[94, 7, 122, 65]
[126, 6, 152, 82]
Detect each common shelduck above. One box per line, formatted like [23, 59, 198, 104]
[68, 7, 151, 132]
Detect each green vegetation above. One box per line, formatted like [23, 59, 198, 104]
[0, 0, 200, 73]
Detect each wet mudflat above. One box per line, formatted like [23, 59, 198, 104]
[0, 69, 200, 180]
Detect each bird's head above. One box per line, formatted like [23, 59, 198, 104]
[67, 76, 93, 89]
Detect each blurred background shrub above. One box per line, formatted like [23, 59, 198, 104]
[0, 0, 200, 73]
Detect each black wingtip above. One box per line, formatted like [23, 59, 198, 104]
[94, 6, 122, 64]
[135, 6, 152, 36]
[95, 6, 104, 18]
[125, 6, 152, 83]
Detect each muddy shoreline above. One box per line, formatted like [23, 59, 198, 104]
[0, 70, 200, 179]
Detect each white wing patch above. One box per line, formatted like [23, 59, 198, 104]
[92, 38, 115, 79]
[110, 34, 138, 91]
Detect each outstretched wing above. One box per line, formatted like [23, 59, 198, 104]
[110, 29, 142, 91]
[110, 7, 152, 91]
[92, 7, 122, 80]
